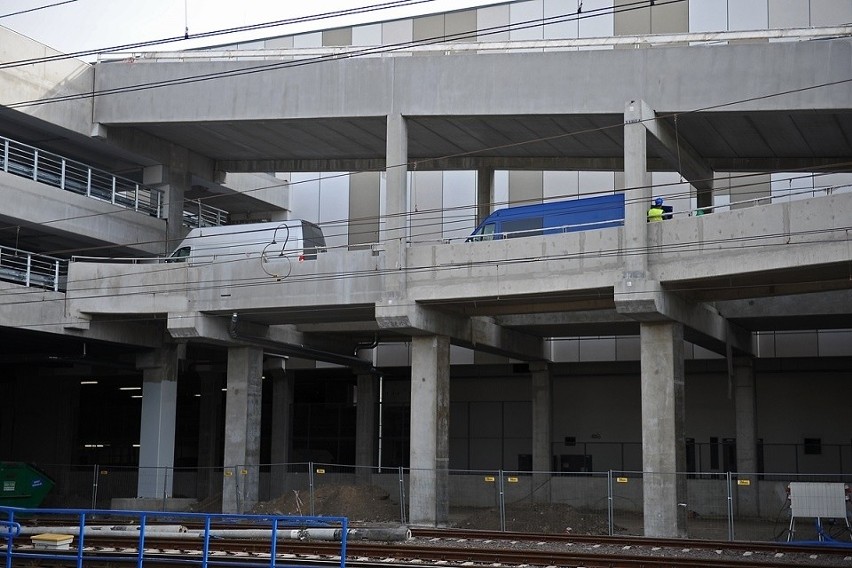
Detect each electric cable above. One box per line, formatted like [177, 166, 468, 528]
[0, 0, 439, 67]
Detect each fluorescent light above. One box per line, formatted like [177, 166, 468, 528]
[80, 380, 98, 385]
[130, 395, 142, 399]
[119, 386, 141, 391]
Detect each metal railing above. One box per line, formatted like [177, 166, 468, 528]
[1, 135, 163, 218]
[183, 198, 229, 228]
[106, 26, 852, 63]
[0, 245, 67, 292]
[0, 506, 348, 568]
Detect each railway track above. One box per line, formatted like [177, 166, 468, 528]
[6, 526, 852, 567]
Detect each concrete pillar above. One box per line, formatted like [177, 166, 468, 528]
[640, 321, 686, 538]
[222, 347, 263, 514]
[409, 335, 450, 526]
[196, 364, 225, 500]
[385, 113, 409, 294]
[733, 357, 760, 517]
[268, 361, 295, 499]
[143, 148, 191, 254]
[624, 100, 652, 276]
[356, 372, 378, 482]
[136, 345, 180, 499]
[529, 361, 552, 503]
[476, 168, 495, 225]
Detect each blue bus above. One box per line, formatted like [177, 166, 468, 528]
[467, 193, 625, 241]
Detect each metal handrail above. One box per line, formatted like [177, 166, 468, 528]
[0, 135, 163, 218]
[183, 198, 230, 229]
[0, 245, 67, 292]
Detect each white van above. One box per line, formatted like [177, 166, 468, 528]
[168, 220, 326, 264]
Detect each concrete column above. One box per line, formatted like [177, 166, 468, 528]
[733, 357, 759, 517]
[409, 335, 450, 526]
[640, 322, 686, 538]
[136, 345, 180, 499]
[476, 168, 495, 225]
[624, 100, 652, 276]
[529, 361, 552, 503]
[385, 113, 409, 295]
[143, 147, 191, 253]
[222, 347, 263, 514]
[196, 364, 225, 500]
[356, 372, 378, 482]
[268, 361, 295, 499]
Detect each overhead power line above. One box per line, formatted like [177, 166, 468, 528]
[0, 0, 436, 68]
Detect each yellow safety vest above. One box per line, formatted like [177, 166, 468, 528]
[647, 206, 664, 222]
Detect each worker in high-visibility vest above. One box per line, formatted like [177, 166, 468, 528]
[647, 197, 665, 222]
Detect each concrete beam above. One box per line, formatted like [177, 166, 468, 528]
[717, 290, 852, 320]
[497, 310, 634, 327]
[615, 279, 753, 356]
[375, 300, 544, 361]
[637, 100, 714, 193]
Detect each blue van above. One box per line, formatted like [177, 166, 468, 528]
[467, 193, 625, 241]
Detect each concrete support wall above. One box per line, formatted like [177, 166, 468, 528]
[269, 363, 294, 498]
[530, 361, 552, 502]
[222, 347, 263, 513]
[196, 365, 224, 500]
[356, 372, 378, 482]
[269, 369, 292, 498]
[136, 345, 179, 499]
[409, 335, 450, 526]
[640, 322, 686, 537]
[734, 357, 759, 517]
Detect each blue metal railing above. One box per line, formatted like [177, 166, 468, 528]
[0, 245, 67, 292]
[1, 135, 164, 219]
[0, 506, 348, 568]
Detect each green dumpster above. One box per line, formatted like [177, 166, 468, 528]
[0, 462, 55, 508]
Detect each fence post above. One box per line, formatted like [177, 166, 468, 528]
[398, 466, 407, 524]
[607, 470, 614, 536]
[309, 462, 315, 516]
[498, 470, 506, 532]
[726, 471, 735, 542]
[91, 464, 99, 509]
[161, 468, 169, 512]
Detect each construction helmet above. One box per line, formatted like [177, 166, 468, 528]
[654, 197, 664, 206]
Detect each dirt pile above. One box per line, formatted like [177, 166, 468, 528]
[251, 484, 617, 534]
[251, 484, 402, 523]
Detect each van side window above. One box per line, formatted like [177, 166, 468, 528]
[470, 223, 496, 242]
[168, 246, 191, 262]
[502, 218, 543, 239]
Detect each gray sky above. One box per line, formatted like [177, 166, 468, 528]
[1, 0, 508, 57]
